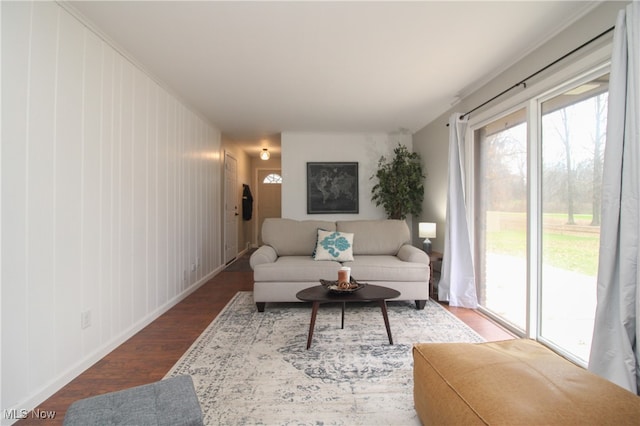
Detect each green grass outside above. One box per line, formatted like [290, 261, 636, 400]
[486, 230, 600, 276]
[542, 212, 596, 224]
[494, 211, 594, 222]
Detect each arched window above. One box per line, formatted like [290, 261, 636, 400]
[262, 173, 282, 184]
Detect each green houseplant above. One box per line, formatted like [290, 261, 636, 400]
[371, 144, 425, 220]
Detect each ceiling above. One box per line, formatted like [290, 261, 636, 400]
[67, 1, 597, 157]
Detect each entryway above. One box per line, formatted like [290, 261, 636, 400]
[256, 169, 282, 246]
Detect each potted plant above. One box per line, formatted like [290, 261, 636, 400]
[371, 144, 425, 220]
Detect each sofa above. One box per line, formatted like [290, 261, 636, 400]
[412, 339, 640, 425]
[249, 218, 430, 312]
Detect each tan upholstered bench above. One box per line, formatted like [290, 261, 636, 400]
[412, 339, 640, 425]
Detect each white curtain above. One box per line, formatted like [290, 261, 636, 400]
[439, 113, 478, 308]
[588, 2, 639, 395]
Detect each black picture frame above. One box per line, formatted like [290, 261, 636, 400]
[307, 162, 359, 214]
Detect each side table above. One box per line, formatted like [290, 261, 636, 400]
[429, 251, 443, 300]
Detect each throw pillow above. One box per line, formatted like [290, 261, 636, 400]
[311, 228, 329, 258]
[313, 230, 354, 261]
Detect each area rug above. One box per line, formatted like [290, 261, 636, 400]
[166, 291, 484, 425]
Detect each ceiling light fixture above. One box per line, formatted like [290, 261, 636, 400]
[260, 148, 270, 160]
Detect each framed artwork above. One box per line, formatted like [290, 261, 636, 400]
[307, 162, 359, 214]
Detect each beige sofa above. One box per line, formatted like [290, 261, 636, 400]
[249, 218, 430, 312]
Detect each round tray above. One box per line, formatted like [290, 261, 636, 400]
[320, 278, 366, 294]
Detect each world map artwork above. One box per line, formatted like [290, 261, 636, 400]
[307, 162, 358, 214]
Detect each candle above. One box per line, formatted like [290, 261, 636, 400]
[338, 266, 351, 283]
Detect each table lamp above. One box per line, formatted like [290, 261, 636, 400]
[419, 222, 436, 254]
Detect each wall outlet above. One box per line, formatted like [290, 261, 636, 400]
[81, 310, 91, 329]
[191, 263, 196, 272]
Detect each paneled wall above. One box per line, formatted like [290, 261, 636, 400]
[1, 1, 223, 414]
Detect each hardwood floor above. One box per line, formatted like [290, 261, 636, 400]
[18, 268, 514, 425]
[442, 304, 515, 341]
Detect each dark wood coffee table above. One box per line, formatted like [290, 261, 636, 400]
[296, 284, 401, 349]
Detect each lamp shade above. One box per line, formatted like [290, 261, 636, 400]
[260, 148, 270, 160]
[419, 222, 436, 239]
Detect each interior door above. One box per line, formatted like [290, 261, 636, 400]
[224, 153, 238, 264]
[257, 169, 282, 245]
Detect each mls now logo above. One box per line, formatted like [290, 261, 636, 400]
[2, 409, 29, 420]
[2, 408, 56, 420]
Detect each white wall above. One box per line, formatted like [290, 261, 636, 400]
[412, 0, 626, 253]
[1, 1, 223, 417]
[281, 132, 411, 221]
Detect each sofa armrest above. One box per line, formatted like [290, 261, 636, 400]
[397, 244, 430, 265]
[249, 245, 278, 269]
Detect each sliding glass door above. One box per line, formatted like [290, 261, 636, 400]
[474, 109, 528, 331]
[473, 69, 609, 364]
[539, 74, 608, 362]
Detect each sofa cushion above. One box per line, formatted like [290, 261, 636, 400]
[253, 256, 342, 282]
[313, 230, 354, 261]
[262, 218, 336, 256]
[336, 220, 410, 255]
[343, 255, 428, 282]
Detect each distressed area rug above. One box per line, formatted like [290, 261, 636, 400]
[166, 291, 484, 425]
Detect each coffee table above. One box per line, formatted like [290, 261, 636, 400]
[296, 284, 401, 349]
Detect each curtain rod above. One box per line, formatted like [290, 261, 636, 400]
[446, 25, 615, 126]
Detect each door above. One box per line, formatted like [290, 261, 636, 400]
[474, 108, 528, 331]
[538, 74, 608, 362]
[224, 153, 238, 264]
[257, 169, 282, 245]
[473, 70, 609, 364]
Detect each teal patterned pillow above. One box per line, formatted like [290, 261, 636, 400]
[313, 230, 354, 261]
[311, 228, 329, 258]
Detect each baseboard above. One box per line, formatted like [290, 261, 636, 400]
[5, 266, 224, 424]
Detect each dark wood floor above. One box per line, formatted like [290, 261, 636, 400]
[19, 268, 514, 425]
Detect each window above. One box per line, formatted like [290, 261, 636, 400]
[539, 74, 608, 362]
[474, 109, 528, 331]
[262, 173, 282, 184]
[472, 69, 609, 365]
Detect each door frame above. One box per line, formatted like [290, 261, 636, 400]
[224, 152, 238, 264]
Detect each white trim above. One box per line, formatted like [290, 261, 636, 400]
[537, 62, 611, 104]
[528, 98, 541, 341]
